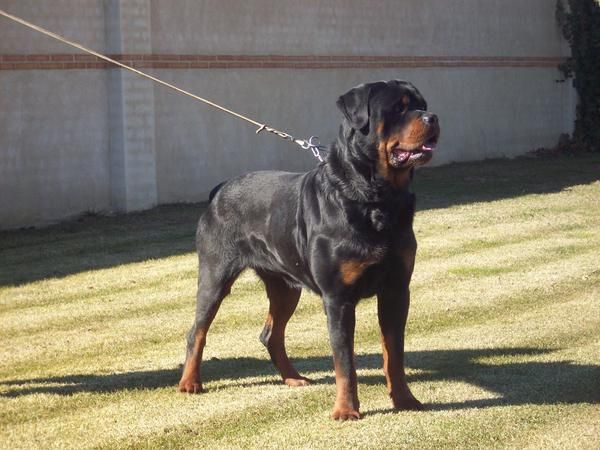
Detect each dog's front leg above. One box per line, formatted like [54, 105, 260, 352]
[325, 299, 360, 420]
[377, 286, 423, 411]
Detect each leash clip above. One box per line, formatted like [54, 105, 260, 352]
[294, 136, 325, 163]
[258, 124, 325, 164]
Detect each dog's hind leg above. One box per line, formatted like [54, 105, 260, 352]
[257, 270, 310, 387]
[178, 262, 240, 394]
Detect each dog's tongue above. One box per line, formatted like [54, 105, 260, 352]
[393, 149, 411, 164]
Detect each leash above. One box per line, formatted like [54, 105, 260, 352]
[0, 8, 325, 163]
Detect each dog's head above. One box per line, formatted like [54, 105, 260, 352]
[336, 80, 440, 185]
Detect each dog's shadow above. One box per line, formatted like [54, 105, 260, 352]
[1, 347, 598, 412]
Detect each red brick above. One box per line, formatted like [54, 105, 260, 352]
[131, 61, 154, 69]
[26, 55, 51, 61]
[176, 54, 196, 61]
[156, 54, 180, 61]
[189, 62, 210, 69]
[2, 55, 26, 62]
[51, 54, 75, 62]
[41, 63, 66, 70]
[86, 62, 111, 69]
[267, 54, 287, 61]
[196, 55, 218, 62]
[63, 62, 88, 69]
[164, 62, 190, 68]
[0, 53, 569, 71]
[236, 62, 264, 68]
[261, 62, 284, 69]
[14, 62, 44, 70]
[120, 54, 145, 61]
[74, 54, 98, 62]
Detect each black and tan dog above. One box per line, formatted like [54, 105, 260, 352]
[178, 80, 440, 420]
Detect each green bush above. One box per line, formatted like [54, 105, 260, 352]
[556, 0, 600, 152]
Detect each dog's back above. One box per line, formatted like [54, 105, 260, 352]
[197, 170, 313, 285]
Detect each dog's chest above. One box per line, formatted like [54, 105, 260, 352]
[367, 204, 415, 235]
[338, 206, 415, 279]
[368, 207, 388, 232]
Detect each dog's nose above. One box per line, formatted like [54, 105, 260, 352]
[422, 113, 438, 125]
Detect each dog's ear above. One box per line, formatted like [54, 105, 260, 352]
[336, 84, 372, 133]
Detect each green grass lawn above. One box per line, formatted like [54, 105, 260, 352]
[1, 155, 599, 449]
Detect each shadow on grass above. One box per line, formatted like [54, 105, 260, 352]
[1, 155, 598, 287]
[2, 347, 598, 412]
[413, 154, 600, 210]
[0, 204, 205, 287]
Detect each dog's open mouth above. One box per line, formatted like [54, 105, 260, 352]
[389, 135, 438, 168]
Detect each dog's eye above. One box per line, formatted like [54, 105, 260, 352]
[392, 95, 411, 114]
[392, 103, 405, 114]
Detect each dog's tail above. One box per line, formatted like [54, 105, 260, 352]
[208, 181, 227, 202]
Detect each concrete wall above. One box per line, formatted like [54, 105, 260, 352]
[149, 0, 566, 57]
[0, 0, 575, 229]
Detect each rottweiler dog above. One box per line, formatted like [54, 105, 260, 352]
[178, 80, 440, 420]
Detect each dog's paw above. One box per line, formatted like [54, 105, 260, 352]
[178, 378, 204, 394]
[284, 377, 312, 387]
[392, 394, 424, 411]
[331, 407, 361, 421]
